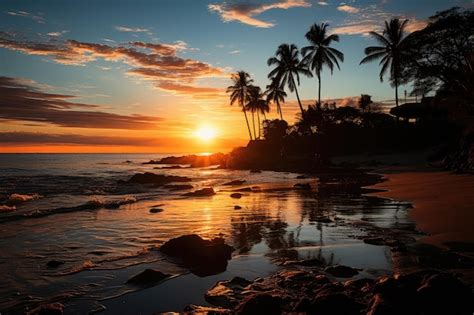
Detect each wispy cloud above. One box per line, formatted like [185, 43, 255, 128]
[318, 1, 329, 5]
[115, 26, 150, 33]
[0, 76, 160, 129]
[47, 30, 69, 37]
[333, 4, 427, 36]
[208, 0, 311, 28]
[0, 32, 225, 98]
[337, 5, 360, 13]
[228, 49, 240, 54]
[6, 10, 45, 23]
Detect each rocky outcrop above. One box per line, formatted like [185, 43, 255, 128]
[160, 234, 234, 277]
[195, 268, 472, 315]
[144, 153, 227, 168]
[183, 187, 215, 197]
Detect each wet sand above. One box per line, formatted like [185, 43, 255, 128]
[370, 171, 474, 250]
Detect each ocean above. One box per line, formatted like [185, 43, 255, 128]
[0, 153, 413, 313]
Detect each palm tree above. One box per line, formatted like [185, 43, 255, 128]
[226, 71, 254, 140]
[358, 94, 373, 112]
[265, 80, 287, 120]
[302, 23, 344, 110]
[360, 18, 409, 107]
[245, 85, 268, 139]
[267, 44, 312, 118]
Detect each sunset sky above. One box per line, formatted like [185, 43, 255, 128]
[0, 0, 469, 153]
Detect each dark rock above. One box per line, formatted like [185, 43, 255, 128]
[144, 153, 227, 168]
[230, 193, 243, 199]
[309, 292, 365, 315]
[149, 208, 163, 213]
[160, 234, 234, 277]
[235, 187, 252, 192]
[283, 258, 324, 267]
[183, 304, 231, 314]
[416, 273, 473, 314]
[156, 165, 183, 169]
[27, 303, 64, 315]
[126, 269, 170, 287]
[163, 184, 193, 191]
[123, 172, 191, 186]
[314, 217, 333, 223]
[206, 277, 252, 308]
[367, 294, 396, 315]
[324, 265, 359, 278]
[223, 180, 246, 186]
[373, 276, 398, 297]
[183, 187, 216, 197]
[294, 183, 311, 189]
[250, 169, 261, 173]
[363, 237, 386, 246]
[46, 260, 65, 268]
[296, 175, 310, 179]
[235, 294, 283, 315]
[234, 205, 242, 210]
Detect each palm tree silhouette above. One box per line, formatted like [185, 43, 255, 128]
[245, 85, 268, 139]
[360, 19, 410, 107]
[302, 23, 344, 110]
[268, 44, 312, 118]
[227, 71, 254, 140]
[266, 80, 287, 120]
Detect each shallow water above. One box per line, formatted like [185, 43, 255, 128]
[0, 154, 414, 314]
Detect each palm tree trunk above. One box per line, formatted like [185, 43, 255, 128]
[278, 103, 283, 120]
[317, 72, 322, 110]
[291, 77, 305, 118]
[257, 111, 261, 139]
[242, 107, 253, 140]
[395, 80, 399, 107]
[251, 111, 256, 140]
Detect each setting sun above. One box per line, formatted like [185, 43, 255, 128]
[194, 125, 217, 142]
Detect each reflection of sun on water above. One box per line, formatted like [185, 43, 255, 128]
[194, 125, 217, 142]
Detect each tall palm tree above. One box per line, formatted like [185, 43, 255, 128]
[267, 44, 312, 118]
[265, 80, 287, 120]
[226, 71, 254, 140]
[302, 23, 344, 110]
[245, 85, 268, 139]
[360, 18, 409, 107]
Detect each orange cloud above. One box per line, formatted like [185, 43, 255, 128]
[208, 0, 311, 28]
[337, 5, 360, 14]
[0, 32, 225, 97]
[0, 77, 160, 129]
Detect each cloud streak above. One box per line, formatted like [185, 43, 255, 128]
[115, 26, 150, 33]
[208, 0, 311, 28]
[337, 5, 360, 13]
[0, 76, 160, 129]
[6, 10, 45, 23]
[0, 32, 225, 98]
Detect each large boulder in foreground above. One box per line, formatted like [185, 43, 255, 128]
[144, 153, 228, 168]
[160, 234, 234, 277]
[121, 172, 191, 186]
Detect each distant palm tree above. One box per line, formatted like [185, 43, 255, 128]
[302, 23, 344, 110]
[265, 80, 287, 120]
[358, 94, 373, 112]
[268, 44, 312, 118]
[227, 71, 254, 140]
[360, 19, 409, 107]
[245, 85, 268, 139]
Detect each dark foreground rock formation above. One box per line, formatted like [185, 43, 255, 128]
[183, 187, 216, 197]
[160, 234, 234, 277]
[197, 267, 473, 314]
[126, 269, 171, 287]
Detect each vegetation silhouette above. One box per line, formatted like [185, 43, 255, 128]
[226, 7, 472, 173]
[302, 23, 344, 110]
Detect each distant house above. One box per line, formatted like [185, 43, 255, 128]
[390, 97, 447, 122]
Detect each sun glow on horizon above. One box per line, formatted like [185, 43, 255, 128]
[194, 125, 217, 142]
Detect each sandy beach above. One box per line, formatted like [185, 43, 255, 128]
[370, 171, 474, 250]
